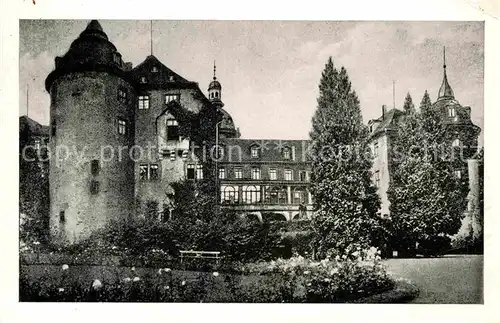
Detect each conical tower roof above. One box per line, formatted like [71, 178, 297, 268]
[46, 20, 134, 92]
[78, 20, 108, 41]
[437, 47, 455, 101]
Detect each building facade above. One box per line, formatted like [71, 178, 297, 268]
[41, 21, 480, 245]
[217, 138, 314, 222]
[368, 50, 481, 217]
[43, 20, 313, 245]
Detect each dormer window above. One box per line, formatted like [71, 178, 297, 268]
[140, 76, 147, 84]
[165, 94, 180, 104]
[251, 146, 259, 158]
[214, 145, 224, 160]
[166, 119, 179, 141]
[282, 147, 291, 160]
[169, 76, 175, 82]
[152, 66, 158, 73]
[113, 52, 121, 65]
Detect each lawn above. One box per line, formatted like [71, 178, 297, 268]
[384, 255, 483, 304]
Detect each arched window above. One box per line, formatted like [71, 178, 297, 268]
[266, 186, 287, 204]
[215, 91, 219, 98]
[242, 185, 261, 204]
[452, 138, 461, 147]
[448, 106, 457, 120]
[221, 185, 238, 204]
[211, 92, 214, 99]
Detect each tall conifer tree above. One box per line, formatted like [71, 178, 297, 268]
[403, 92, 415, 114]
[387, 91, 468, 255]
[309, 57, 381, 258]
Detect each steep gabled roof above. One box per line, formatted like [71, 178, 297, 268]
[131, 55, 196, 89]
[218, 138, 311, 163]
[370, 108, 405, 138]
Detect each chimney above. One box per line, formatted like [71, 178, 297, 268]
[382, 105, 387, 120]
[124, 62, 133, 71]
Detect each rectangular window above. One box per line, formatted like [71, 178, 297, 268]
[59, 210, 65, 223]
[299, 171, 307, 182]
[138, 95, 150, 109]
[187, 164, 195, 180]
[91, 160, 100, 176]
[373, 141, 379, 158]
[139, 164, 148, 180]
[165, 94, 180, 104]
[118, 88, 127, 103]
[284, 169, 293, 181]
[251, 168, 261, 180]
[251, 147, 259, 158]
[219, 167, 226, 179]
[90, 180, 100, 195]
[234, 167, 243, 179]
[150, 164, 159, 180]
[374, 170, 381, 188]
[166, 119, 180, 141]
[34, 139, 41, 151]
[269, 168, 277, 180]
[118, 119, 127, 135]
[454, 170, 462, 179]
[196, 164, 204, 179]
[51, 120, 56, 137]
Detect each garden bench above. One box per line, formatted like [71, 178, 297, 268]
[179, 250, 221, 263]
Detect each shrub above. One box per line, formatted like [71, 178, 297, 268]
[243, 247, 393, 302]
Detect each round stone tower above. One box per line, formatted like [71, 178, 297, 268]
[45, 20, 137, 245]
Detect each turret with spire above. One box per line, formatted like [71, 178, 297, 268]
[208, 61, 223, 108]
[437, 46, 455, 101]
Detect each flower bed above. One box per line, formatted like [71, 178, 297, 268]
[19, 247, 405, 303]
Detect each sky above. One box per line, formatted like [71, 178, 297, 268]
[19, 20, 484, 144]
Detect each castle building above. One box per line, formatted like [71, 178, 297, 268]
[42, 20, 480, 245]
[44, 20, 313, 245]
[368, 48, 481, 217]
